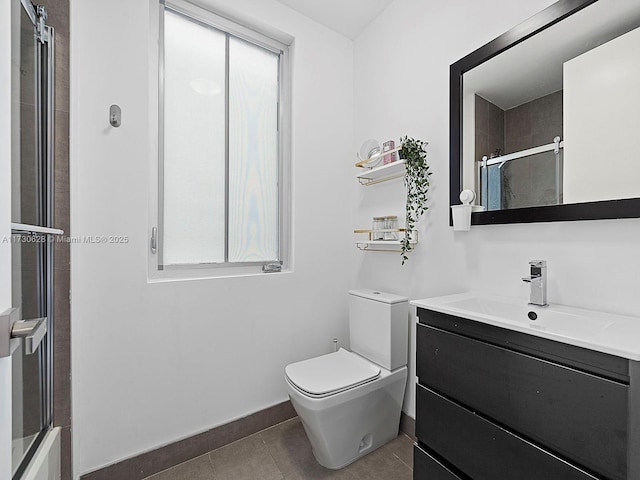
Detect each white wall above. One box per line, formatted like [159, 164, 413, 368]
[71, 0, 640, 475]
[563, 26, 640, 203]
[70, 0, 354, 477]
[354, 0, 640, 418]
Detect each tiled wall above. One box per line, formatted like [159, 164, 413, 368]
[40, 0, 72, 477]
[475, 94, 505, 162]
[504, 90, 563, 155]
[475, 91, 563, 209]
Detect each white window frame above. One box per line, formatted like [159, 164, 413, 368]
[148, 0, 292, 281]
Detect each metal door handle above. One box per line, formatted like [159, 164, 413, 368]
[1, 308, 48, 357]
[12, 317, 47, 354]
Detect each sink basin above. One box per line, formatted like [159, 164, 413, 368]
[412, 292, 640, 360]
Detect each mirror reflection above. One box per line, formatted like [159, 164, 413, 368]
[461, 0, 640, 212]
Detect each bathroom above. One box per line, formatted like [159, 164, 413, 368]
[2, 0, 640, 479]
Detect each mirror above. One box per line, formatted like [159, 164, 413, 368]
[450, 0, 640, 225]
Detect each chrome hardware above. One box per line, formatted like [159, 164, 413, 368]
[262, 262, 282, 273]
[109, 104, 122, 127]
[150, 226, 157, 254]
[12, 318, 47, 354]
[1, 308, 48, 358]
[35, 5, 49, 43]
[522, 260, 547, 306]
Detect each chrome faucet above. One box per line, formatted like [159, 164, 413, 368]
[522, 260, 547, 306]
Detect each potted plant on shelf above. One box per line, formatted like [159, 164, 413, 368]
[400, 136, 431, 264]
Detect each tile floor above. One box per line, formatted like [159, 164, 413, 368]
[145, 418, 414, 480]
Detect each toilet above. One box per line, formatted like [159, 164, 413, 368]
[285, 289, 408, 469]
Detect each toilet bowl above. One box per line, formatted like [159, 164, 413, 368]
[284, 289, 409, 469]
[285, 348, 407, 469]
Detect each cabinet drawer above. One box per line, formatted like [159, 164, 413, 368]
[416, 385, 599, 480]
[414, 444, 465, 480]
[417, 324, 627, 480]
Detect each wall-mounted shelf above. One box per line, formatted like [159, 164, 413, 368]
[354, 229, 418, 251]
[356, 159, 406, 186]
[355, 145, 402, 168]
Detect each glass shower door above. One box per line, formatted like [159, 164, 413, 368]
[11, 239, 48, 479]
[9, 1, 56, 477]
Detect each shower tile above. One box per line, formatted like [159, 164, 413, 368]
[527, 90, 563, 147]
[53, 33, 70, 112]
[488, 100, 505, 155]
[532, 131, 559, 148]
[505, 135, 533, 155]
[475, 132, 488, 162]
[475, 95, 489, 135]
[54, 240, 70, 272]
[54, 110, 70, 193]
[505, 102, 532, 141]
[53, 188, 70, 234]
[146, 455, 216, 480]
[43, 0, 70, 35]
[53, 266, 71, 427]
[60, 426, 72, 480]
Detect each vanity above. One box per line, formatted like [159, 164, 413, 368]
[411, 293, 640, 480]
[421, 0, 640, 476]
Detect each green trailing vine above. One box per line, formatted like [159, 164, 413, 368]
[400, 136, 431, 264]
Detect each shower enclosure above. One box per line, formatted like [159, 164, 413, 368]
[1, 1, 59, 478]
[473, 91, 565, 212]
[479, 137, 564, 210]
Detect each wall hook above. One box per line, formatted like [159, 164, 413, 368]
[109, 104, 121, 127]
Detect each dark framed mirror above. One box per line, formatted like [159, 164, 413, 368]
[450, 0, 640, 225]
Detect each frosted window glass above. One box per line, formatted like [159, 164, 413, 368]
[228, 38, 279, 262]
[163, 11, 226, 265]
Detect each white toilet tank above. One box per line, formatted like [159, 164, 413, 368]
[348, 289, 408, 371]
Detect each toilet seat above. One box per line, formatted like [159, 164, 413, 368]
[285, 348, 381, 398]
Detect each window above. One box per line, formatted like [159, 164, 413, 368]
[155, 1, 289, 274]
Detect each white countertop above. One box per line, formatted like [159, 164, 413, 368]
[412, 292, 640, 361]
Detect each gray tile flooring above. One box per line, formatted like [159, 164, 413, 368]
[145, 418, 414, 480]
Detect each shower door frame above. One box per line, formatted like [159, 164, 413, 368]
[4, 1, 57, 478]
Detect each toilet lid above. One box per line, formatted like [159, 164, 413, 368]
[285, 348, 381, 398]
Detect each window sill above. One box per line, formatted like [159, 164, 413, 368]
[147, 266, 292, 283]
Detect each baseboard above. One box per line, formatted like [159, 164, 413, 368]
[80, 400, 296, 480]
[400, 411, 416, 441]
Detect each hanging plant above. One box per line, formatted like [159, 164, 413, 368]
[400, 136, 431, 264]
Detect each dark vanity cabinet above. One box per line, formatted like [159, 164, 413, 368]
[413, 308, 640, 480]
